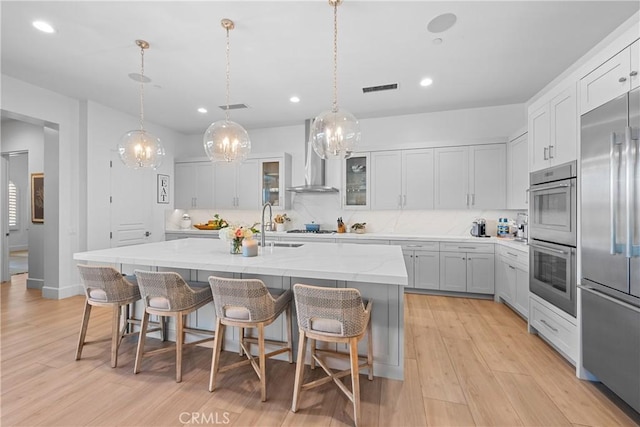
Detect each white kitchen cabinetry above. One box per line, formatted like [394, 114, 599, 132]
[174, 161, 214, 209]
[529, 293, 577, 364]
[529, 85, 577, 172]
[213, 160, 260, 209]
[371, 149, 434, 210]
[439, 242, 495, 294]
[342, 153, 370, 209]
[434, 144, 505, 209]
[391, 241, 439, 290]
[580, 39, 640, 115]
[260, 154, 292, 210]
[495, 244, 529, 319]
[507, 132, 529, 209]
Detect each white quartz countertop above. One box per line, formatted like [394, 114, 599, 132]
[74, 238, 408, 286]
[164, 229, 529, 252]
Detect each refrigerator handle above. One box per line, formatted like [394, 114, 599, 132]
[625, 126, 634, 258]
[610, 132, 619, 255]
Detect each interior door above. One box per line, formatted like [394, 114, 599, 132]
[0, 154, 9, 281]
[110, 151, 153, 247]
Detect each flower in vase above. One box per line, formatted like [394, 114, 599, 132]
[219, 225, 254, 254]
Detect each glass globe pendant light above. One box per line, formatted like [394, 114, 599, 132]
[310, 0, 361, 160]
[118, 40, 165, 169]
[203, 19, 251, 163]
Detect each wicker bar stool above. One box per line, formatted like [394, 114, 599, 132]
[133, 270, 215, 382]
[291, 284, 373, 427]
[207, 276, 293, 402]
[76, 265, 160, 368]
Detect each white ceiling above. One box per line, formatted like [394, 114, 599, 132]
[2, 1, 638, 135]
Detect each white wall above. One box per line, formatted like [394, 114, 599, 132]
[1, 120, 45, 287]
[8, 152, 28, 251]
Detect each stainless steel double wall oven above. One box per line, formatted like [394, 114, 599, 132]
[529, 161, 578, 317]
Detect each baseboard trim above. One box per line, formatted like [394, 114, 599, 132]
[26, 277, 44, 290]
[42, 283, 83, 300]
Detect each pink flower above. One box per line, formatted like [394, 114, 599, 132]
[235, 228, 244, 238]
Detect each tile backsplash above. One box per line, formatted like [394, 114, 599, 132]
[166, 193, 524, 237]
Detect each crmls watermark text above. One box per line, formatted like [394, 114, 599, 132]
[179, 412, 231, 425]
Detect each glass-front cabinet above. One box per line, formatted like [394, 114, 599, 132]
[260, 153, 291, 209]
[342, 153, 370, 209]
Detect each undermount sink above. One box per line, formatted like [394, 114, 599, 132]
[258, 242, 304, 248]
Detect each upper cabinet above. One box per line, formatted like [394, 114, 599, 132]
[260, 154, 292, 210]
[343, 153, 370, 209]
[580, 39, 640, 115]
[174, 161, 214, 209]
[370, 149, 435, 210]
[507, 132, 529, 210]
[213, 160, 260, 210]
[434, 144, 505, 209]
[529, 85, 577, 172]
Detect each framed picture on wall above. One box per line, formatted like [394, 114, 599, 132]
[157, 174, 169, 204]
[31, 172, 44, 223]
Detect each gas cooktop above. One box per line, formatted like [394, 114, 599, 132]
[286, 229, 335, 234]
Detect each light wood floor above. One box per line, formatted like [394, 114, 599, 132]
[2, 274, 639, 427]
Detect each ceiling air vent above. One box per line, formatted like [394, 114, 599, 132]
[218, 103, 249, 110]
[362, 83, 398, 94]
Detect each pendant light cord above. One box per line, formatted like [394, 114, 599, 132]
[332, 1, 338, 113]
[225, 26, 231, 122]
[139, 44, 145, 131]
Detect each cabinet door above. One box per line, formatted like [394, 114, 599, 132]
[414, 250, 439, 290]
[402, 149, 434, 210]
[507, 133, 528, 209]
[514, 267, 529, 318]
[580, 47, 631, 114]
[371, 151, 402, 210]
[632, 40, 639, 91]
[466, 253, 495, 294]
[261, 160, 280, 207]
[174, 163, 195, 209]
[529, 104, 550, 172]
[343, 154, 370, 209]
[439, 252, 466, 292]
[469, 144, 505, 209]
[495, 258, 514, 303]
[237, 160, 260, 210]
[402, 251, 415, 288]
[549, 86, 577, 166]
[213, 163, 237, 209]
[434, 147, 469, 209]
[194, 162, 214, 208]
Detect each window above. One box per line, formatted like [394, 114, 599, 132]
[8, 181, 18, 229]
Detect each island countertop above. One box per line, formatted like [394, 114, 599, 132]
[73, 238, 408, 286]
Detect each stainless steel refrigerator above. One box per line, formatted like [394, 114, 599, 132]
[580, 87, 639, 413]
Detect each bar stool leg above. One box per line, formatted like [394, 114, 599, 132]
[350, 337, 361, 427]
[75, 301, 92, 361]
[111, 305, 121, 368]
[310, 339, 316, 370]
[239, 327, 244, 356]
[176, 314, 184, 383]
[291, 329, 307, 412]
[367, 319, 373, 381]
[258, 323, 267, 402]
[134, 311, 149, 374]
[209, 318, 224, 392]
[286, 305, 293, 363]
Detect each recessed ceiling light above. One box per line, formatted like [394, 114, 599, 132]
[32, 20, 56, 34]
[432, 37, 443, 45]
[128, 73, 151, 83]
[197, 107, 208, 114]
[289, 96, 300, 103]
[427, 13, 457, 33]
[420, 78, 433, 87]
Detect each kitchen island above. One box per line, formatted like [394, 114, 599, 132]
[73, 238, 408, 379]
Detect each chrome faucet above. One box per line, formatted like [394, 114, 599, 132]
[260, 202, 273, 247]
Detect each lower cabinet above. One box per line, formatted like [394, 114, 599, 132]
[439, 242, 495, 294]
[391, 241, 439, 290]
[495, 245, 529, 318]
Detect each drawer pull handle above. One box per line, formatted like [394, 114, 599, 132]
[540, 319, 558, 333]
[458, 246, 477, 249]
[508, 265, 516, 270]
[631, 71, 638, 77]
[506, 252, 518, 257]
[619, 77, 627, 83]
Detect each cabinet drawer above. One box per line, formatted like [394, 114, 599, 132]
[440, 242, 494, 254]
[530, 295, 577, 363]
[496, 245, 528, 270]
[390, 240, 439, 251]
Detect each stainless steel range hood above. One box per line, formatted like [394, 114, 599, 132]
[286, 119, 339, 193]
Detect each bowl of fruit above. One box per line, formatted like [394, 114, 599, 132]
[194, 214, 229, 230]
